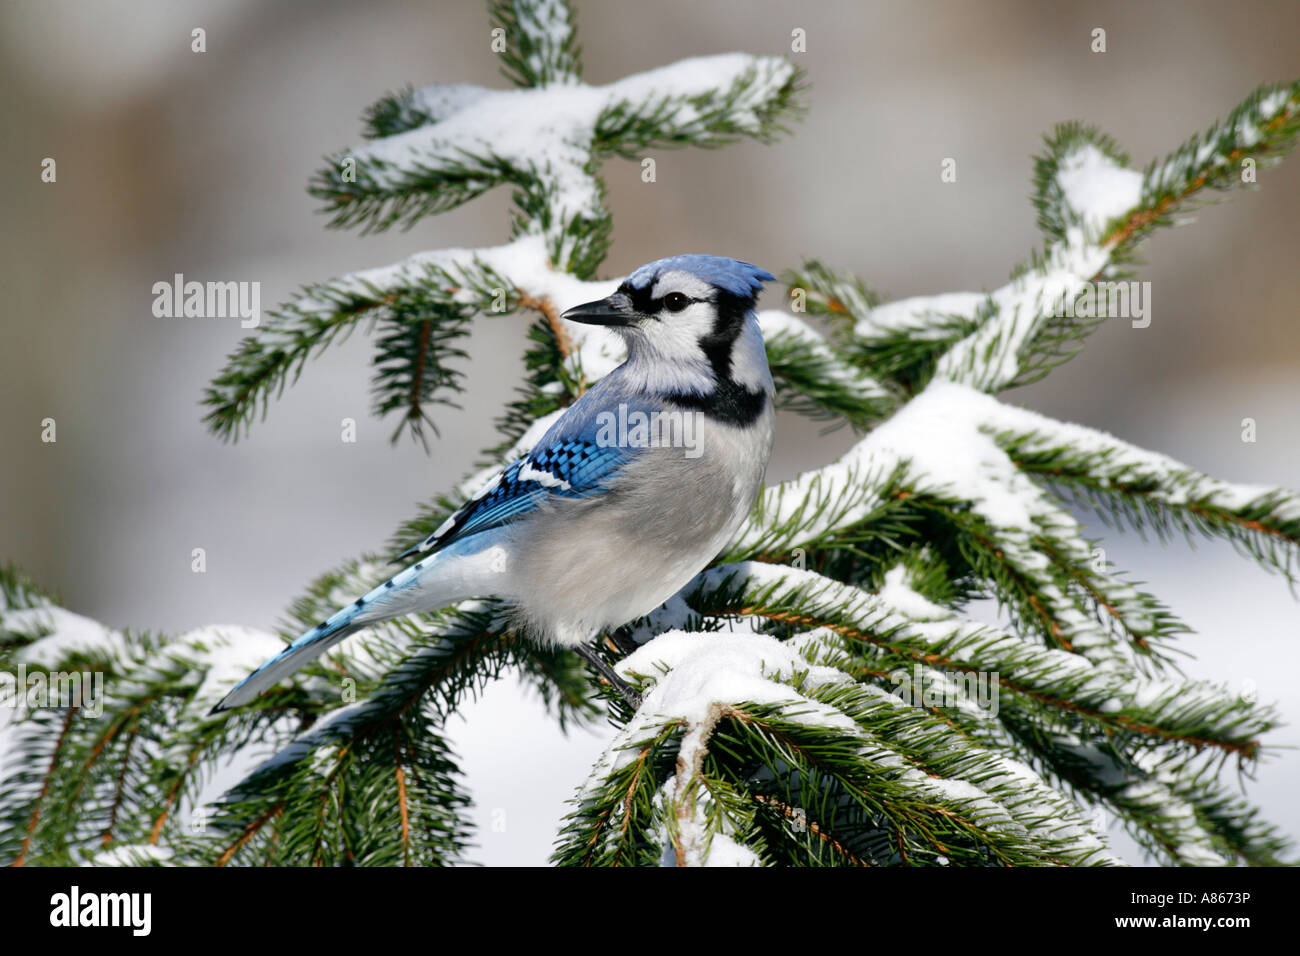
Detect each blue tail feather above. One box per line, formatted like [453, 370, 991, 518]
[210, 558, 433, 713]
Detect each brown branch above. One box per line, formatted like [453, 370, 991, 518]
[407, 318, 433, 426]
[150, 745, 204, 845]
[101, 719, 141, 847]
[82, 705, 137, 771]
[262, 821, 282, 866]
[1019, 463, 1300, 548]
[610, 743, 653, 863]
[1102, 102, 1296, 251]
[12, 701, 78, 867]
[216, 805, 283, 867]
[580, 737, 658, 867]
[310, 746, 352, 867]
[728, 705, 1042, 867]
[56, 704, 147, 831]
[518, 292, 573, 359]
[519, 291, 591, 398]
[891, 491, 1075, 650]
[670, 703, 724, 867]
[1033, 535, 1152, 652]
[970, 524, 1073, 651]
[394, 730, 411, 866]
[727, 601, 1257, 757]
[751, 793, 870, 867]
[682, 702, 874, 867]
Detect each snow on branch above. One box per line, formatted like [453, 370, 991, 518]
[936, 84, 1299, 390]
[757, 311, 894, 428]
[490, 0, 582, 88]
[20, 0, 1298, 867]
[211, 35, 801, 443]
[558, 555, 1280, 865]
[730, 383, 1278, 667]
[558, 630, 1117, 866]
[987, 406, 1300, 583]
[0, 573, 302, 864]
[736, 383, 1054, 550]
[677, 561, 1273, 756]
[809, 82, 1300, 395]
[312, 51, 801, 254]
[203, 235, 621, 442]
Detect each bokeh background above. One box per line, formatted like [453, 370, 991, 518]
[2, 0, 1297, 866]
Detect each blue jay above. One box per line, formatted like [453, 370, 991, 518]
[212, 255, 776, 712]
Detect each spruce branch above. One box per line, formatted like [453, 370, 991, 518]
[757, 311, 896, 429]
[992, 420, 1300, 586]
[798, 81, 1300, 399]
[937, 81, 1300, 392]
[683, 564, 1272, 757]
[490, 0, 583, 89]
[214, 22, 802, 443]
[556, 632, 1116, 867]
[8, 2, 1299, 868]
[0, 606, 307, 865]
[308, 54, 800, 250]
[202, 238, 608, 443]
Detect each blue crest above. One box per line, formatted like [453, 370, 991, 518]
[626, 255, 775, 299]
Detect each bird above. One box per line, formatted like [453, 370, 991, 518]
[211, 255, 777, 713]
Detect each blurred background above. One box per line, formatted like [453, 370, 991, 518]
[2, 0, 1297, 866]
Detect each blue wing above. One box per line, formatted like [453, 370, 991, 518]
[397, 438, 630, 560]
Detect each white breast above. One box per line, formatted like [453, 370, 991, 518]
[501, 398, 775, 647]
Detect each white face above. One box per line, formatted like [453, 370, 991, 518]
[618, 270, 723, 393]
[611, 269, 773, 400]
[646, 271, 718, 340]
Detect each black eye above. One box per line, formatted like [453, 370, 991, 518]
[663, 292, 691, 313]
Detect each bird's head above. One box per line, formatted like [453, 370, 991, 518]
[562, 255, 776, 409]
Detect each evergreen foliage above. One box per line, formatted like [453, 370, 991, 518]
[3, 0, 1298, 866]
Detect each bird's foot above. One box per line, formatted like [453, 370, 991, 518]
[575, 644, 642, 709]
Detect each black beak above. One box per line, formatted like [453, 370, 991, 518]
[562, 294, 634, 327]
